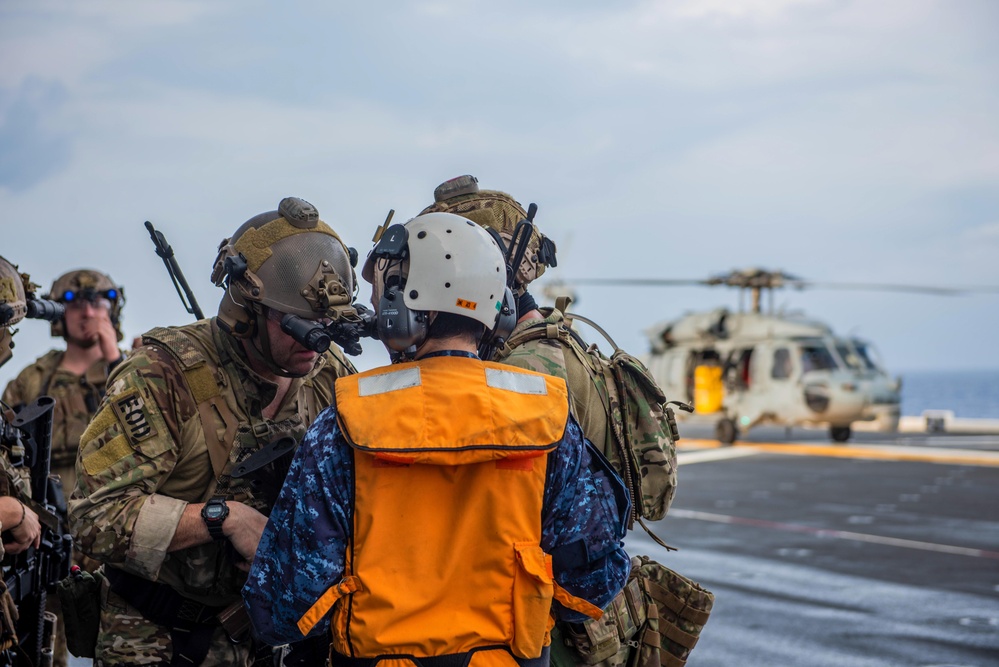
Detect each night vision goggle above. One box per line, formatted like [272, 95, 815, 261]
[61, 288, 120, 304]
[279, 306, 378, 357]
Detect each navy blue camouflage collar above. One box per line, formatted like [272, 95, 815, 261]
[417, 350, 480, 361]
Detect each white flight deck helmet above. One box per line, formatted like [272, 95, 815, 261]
[362, 212, 511, 355]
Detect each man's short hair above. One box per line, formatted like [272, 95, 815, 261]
[427, 312, 485, 344]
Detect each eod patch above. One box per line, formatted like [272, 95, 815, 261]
[111, 389, 158, 444]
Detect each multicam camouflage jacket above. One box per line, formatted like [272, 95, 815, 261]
[495, 310, 610, 458]
[493, 308, 616, 455]
[2, 350, 117, 469]
[67, 318, 355, 609]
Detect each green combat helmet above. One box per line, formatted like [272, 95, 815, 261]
[210, 196, 357, 373]
[0, 256, 32, 368]
[419, 175, 557, 295]
[46, 269, 126, 342]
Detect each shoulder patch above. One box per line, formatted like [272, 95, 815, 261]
[110, 389, 158, 444]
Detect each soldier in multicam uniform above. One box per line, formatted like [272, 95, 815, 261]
[243, 212, 630, 667]
[0, 256, 45, 658]
[68, 198, 359, 666]
[422, 177, 682, 667]
[3, 269, 126, 498]
[3, 268, 125, 667]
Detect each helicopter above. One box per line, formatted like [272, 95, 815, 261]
[544, 268, 998, 444]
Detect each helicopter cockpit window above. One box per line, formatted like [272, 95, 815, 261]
[851, 340, 882, 371]
[835, 342, 866, 371]
[772, 348, 792, 379]
[799, 343, 838, 373]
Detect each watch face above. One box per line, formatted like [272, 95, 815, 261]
[205, 505, 225, 521]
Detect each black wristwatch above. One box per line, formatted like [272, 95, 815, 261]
[201, 496, 229, 541]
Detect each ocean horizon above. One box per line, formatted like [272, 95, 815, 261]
[896, 368, 999, 420]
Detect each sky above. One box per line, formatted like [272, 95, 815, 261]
[1, 0, 998, 393]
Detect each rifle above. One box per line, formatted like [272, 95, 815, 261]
[145, 221, 205, 320]
[1, 396, 72, 666]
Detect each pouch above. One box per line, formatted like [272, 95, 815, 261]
[512, 542, 555, 659]
[57, 566, 105, 658]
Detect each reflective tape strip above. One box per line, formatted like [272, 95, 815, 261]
[358, 367, 422, 397]
[485, 368, 548, 395]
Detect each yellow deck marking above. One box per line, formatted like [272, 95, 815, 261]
[676, 439, 999, 468]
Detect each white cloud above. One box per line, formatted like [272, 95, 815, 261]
[0, 0, 221, 89]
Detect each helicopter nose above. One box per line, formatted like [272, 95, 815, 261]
[803, 382, 868, 422]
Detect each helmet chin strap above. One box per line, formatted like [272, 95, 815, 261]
[243, 307, 310, 379]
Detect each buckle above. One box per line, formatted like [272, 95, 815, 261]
[177, 598, 209, 624]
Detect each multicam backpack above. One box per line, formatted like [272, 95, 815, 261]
[497, 297, 679, 532]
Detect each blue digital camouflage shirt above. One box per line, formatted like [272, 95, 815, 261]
[243, 384, 631, 646]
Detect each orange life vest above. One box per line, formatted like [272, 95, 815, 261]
[297, 355, 602, 667]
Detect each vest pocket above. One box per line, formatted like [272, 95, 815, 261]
[512, 542, 555, 659]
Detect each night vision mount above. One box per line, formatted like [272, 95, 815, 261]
[279, 305, 378, 357]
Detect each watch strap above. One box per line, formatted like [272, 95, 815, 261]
[202, 496, 229, 541]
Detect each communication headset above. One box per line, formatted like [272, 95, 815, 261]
[369, 224, 427, 356]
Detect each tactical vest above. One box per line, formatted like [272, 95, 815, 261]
[141, 320, 347, 603]
[4, 350, 109, 468]
[308, 356, 601, 667]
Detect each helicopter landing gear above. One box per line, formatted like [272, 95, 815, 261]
[830, 425, 852, 443]
[716, 418, 739, 445]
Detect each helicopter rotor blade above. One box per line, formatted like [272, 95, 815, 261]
[564, 277, 999, 296]
[568, 278, 713, 287]
[789, 281, 999, 296]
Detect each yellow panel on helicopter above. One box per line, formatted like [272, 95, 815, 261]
[694, 365, 724, 414]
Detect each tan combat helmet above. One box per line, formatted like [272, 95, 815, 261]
[46, 269, 125, 341]
[0, 256, 31, 368]
[419, 175, 557, 295]
[211, 197, 357, 372]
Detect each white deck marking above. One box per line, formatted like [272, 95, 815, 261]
[678, 448, 760, 465]
[669, 508, 999, 560]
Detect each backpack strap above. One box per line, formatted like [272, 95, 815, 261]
[563, 313, 676, 549]
[502, 306, 569, 352]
